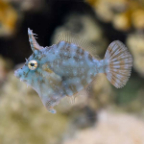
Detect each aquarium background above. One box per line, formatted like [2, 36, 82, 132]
[0, 0, 144, 144]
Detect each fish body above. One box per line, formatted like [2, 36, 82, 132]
[14, 28, 133, 113]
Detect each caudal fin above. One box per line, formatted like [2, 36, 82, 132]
[104, 40, 133, 88]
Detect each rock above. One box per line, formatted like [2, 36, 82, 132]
[63, 110, 144, 144]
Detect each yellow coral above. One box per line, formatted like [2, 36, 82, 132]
[86, 0, 144, 31]
[132, 9, 144, 29]
[0, 1, 18, 36]
[113, 12, 131, 31]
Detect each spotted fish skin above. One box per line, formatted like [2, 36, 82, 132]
[43, 41, 99, 96]
[14, 28, 133, 113]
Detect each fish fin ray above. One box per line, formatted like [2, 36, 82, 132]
[104, 40, 133, 88]
[52, 31, 100, 59]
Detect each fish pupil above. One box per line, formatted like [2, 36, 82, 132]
[30, 63, 35, 66]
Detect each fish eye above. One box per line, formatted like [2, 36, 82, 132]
[28, 60, 38, 70]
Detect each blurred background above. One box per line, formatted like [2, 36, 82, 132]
[0, 0, 144, 144]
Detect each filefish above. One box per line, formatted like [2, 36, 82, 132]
[14, 28, 133, 114]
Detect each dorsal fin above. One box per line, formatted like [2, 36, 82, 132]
[28, 28, 43, 51]
[52, 31, 100, 59]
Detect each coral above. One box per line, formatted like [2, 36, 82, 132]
[0, 0, 44, 37]
[63, 110, 144, 144]
[0, 1, 18, 36]
[126, 33, 144, 76]
[131, 9, 144, 30]
[86, 0, 144, 31]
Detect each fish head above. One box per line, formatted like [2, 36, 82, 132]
[14, 49, 46, 87]
[14, 28, 50, 87]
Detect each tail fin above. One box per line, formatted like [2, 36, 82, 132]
[104, 40, 133, 88]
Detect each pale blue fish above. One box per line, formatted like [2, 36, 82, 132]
[14, 28, 133, 113]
